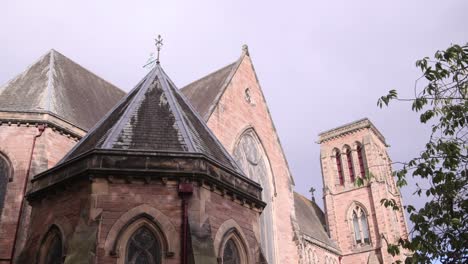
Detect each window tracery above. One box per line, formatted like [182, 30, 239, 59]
[219, 230, 247, 264]
[125, 226, 161, 264]
[351, 206, 370, 245]
[233, 129, 275, 263]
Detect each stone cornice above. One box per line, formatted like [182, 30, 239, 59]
[318, 118, 387, 145]
[27, 149, 265, 209]
[0, 110, 86, 139]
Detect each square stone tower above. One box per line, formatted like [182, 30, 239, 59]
[318, 118, 409, 264]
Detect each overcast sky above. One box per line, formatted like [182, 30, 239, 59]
[1, 1, 466, 214]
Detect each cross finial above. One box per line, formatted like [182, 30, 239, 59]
[155, 35, 163, 64]
[309, 187, 316, 202]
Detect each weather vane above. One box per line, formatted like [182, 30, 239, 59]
[155, 35, 163, 64]
[143, 35, 164, 69]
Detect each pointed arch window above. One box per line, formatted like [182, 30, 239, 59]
[0, 154, 11, 217]
[356, 144, 366, 178]
[125, 226, 161, 264]
[345, 148, 355, 183]
[38, 226, 63, 264]
[351, 206, 370, 245]
[219, 230, 247, 264]
[232, 129, 275, 263]
[334, 150, 344, 185]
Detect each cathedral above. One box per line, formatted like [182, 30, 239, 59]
[0, 45, 408, 264]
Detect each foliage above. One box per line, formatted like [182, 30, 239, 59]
[377, 43, 468, 263]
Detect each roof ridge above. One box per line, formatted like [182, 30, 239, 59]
[181, 61, 236, 89]
[0, 50, 51, 95]
[156, 65, 196, 152]
[45, 49, 56, 112]
[52, 49, 126, 95]
[202, 51, 247, 120]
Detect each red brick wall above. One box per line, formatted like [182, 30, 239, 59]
[207, 54, 299, 264]
[0, 124, 77, 263]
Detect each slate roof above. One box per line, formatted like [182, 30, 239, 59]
[294, 192, 340, 251]
[60, 63, 242, 173]
[180, 62, 237, 121]
[0, 49, 125, 130]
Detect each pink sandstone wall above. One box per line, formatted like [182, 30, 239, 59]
[320, 127, 408, 264]
[206, 54, 299, 264]
[0, 124, 77, 263]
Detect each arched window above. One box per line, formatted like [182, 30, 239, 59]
[334, 150, 344, 185]
[356, 144, 366, 178]
[351, 206, 370, 246]
[233, 129, 275, 263]
[0, 154, 11, 217]
[345, 148, 355, 183]
[222, 239, 240, 264]
[125, 226, 161, 264]
[38, 226, 63, 264]
[219, 230, 247, 264]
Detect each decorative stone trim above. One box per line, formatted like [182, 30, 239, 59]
[27, 150, 266, 209]
[0, 111, 86, 139]
[318, 118, 386, 145]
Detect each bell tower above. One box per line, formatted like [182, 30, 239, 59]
[318, 118, 408, 264]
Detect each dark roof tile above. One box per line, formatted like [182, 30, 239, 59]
[0, 49, 125, 130]
[61, 64, 242, 174]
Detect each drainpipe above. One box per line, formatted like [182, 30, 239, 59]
[11, 124, 46, 262]
[179, 181, 193, 264]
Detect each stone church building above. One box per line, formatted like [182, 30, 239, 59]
[0, 46, 408, 264]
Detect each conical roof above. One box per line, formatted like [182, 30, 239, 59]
[60, 63, 241, 173]
[0, 49, 125, 130]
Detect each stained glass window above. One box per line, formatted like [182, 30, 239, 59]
[0, 156, 9, 217]
[126, 226, 161, 264]
[223, 239, 240, 264]
[44, 230, 62, 264]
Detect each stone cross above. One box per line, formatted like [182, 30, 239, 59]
[309, 187, 316, 202]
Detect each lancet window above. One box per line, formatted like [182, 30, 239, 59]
[356, 144, 366, 178]
[351, 206, 370, 245]
[345, 147, 355, 183]
[233, 129, 275, 263]
[334, 149, 344, 185]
